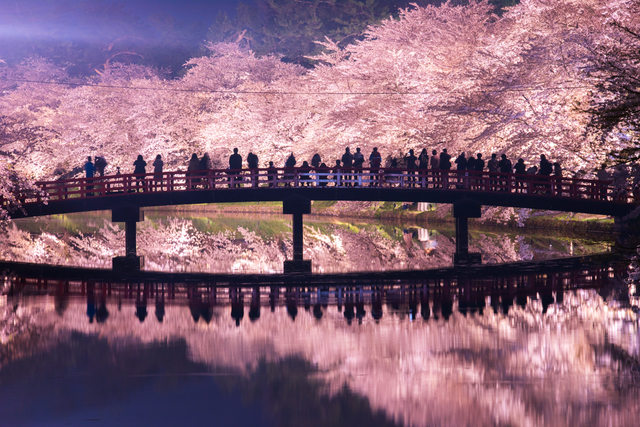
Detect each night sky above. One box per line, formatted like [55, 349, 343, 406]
[0, 0, 245, 42]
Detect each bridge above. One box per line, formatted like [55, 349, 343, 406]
[10, 167, 639, 271]
[0, 254, 629, 323]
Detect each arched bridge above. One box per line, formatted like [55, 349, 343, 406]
[10, 167, 639, 271]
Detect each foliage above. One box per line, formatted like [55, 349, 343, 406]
[1, 0, 640, 217]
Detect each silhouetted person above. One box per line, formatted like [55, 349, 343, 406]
[455, 152, 467, 189]
[267, 161, 278, 187]
[514, 158, 526, 192]
[369, 148, 382, 186]
[439, 148, 451, 189]
[553, 162, 563, 195]
[498, 154, 512, 192]
[94, 156, 107, 177]
[538, 154, 553, 176]
[187, 153, 200, 189]
[133, 155, 147, 192]
[405, 149, 417, 187]
[353, 148, 365, 186]
[247, 152, 259, 187]
[498, 154, 512, 173]
[315, 162, 327, 187]
[538, 154, 553, 194]
[430, 149, 439, 169]
[332, 159, 342, 186]
[418, 149, 429, 170]
[229, 148, 243, 187]
[298, 161, 310, 186]
[439, 148, 451, 170]
[85, 156, 94, 179]
[284, 152, 296, 186]
[200, 152, 211, 170]
[466, 153, 476, 171]
[341, 147, 353, 186]
[474, 153, 484, 171]
[152, 154, 164, 191]
[311, 153, 321, 168]
[430, 149, 440, 187]
[84, 156, 95, 196]
[488, 153, 498, 172]
[200, 153, 213, 188]
[455, 152, 467, 171]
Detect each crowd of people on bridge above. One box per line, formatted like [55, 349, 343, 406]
[82, 147, 629, 199]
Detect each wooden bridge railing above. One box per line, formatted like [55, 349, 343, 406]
[16, 167, 638, 205]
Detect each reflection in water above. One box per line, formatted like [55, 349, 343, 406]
[0, 213, 611, 273]
[1, 261, 639, 426]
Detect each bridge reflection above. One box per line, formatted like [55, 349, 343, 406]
[3, 255, 630, 326]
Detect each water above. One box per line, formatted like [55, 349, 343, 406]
[0, 212, 638, 427]
[0, 211, 612, 273]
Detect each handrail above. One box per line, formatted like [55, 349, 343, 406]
[13, 167, 636, 205]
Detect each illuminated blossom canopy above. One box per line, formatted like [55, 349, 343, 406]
[0, 0, 639, 218]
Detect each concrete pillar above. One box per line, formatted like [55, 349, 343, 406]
[455, 217, 469, 255]
[292, 212, 304, 261]
[283, 196, 312, 273]
[112, 206, 144, 271]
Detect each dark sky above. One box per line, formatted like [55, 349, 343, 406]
[0, 0, 244, 42]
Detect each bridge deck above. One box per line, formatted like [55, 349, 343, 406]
[9, 167, 638, 218]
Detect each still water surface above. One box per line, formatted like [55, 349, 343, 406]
[0, 213, 637, 426]
[0, 211, 612, 273]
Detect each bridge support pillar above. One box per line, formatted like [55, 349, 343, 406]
[112, 206, 144, 271]
[453, 199, 482, 266]
[283, 196, 312, 273]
